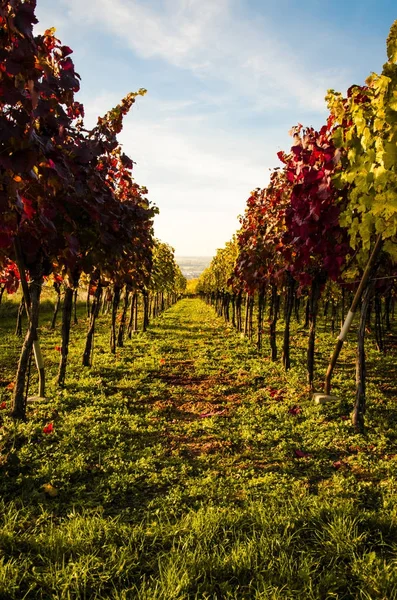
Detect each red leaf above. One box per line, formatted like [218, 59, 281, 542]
[60, 57, 74, 71]
[268, 388, 284, 400]
[61, 46, 73, 57]
[43, 423, 54, 434]
[294, 449, 310, 458]
[199, 409, 227, 418]
[21, 197, 35, 219]
[0, 402, 7, 409]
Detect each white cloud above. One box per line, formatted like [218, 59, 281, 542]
[59, 0, 227, 67]
[57, 0, 350, 113]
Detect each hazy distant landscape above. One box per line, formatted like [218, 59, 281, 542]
[175, 256, 212, 279]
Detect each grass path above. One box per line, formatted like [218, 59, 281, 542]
[1, 299, 397, 598]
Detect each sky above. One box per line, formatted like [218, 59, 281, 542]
[34, 0, 396, 257]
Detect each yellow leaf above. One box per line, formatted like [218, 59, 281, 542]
[42, 483, 58, 497]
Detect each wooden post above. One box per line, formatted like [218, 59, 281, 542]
[324, 235, 383, 395]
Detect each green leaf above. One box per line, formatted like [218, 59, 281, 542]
[383, 142, 397, 169]
[366, 172, 375, 187]
[332, 126, 344, 148]
[389, 91, 397, 112]
[384, 238, 397, 261]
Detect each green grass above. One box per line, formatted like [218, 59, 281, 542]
[0, 296, 396, 599]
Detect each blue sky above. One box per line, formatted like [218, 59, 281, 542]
[35, 0, 396, 256]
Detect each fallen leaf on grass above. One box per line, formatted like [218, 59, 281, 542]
[199, 409, 227, 418]
[332, 460, 347, 470]
[267, 388, 284, 400]
[42, 483, 58, 497]
[6, 382, 15, 390]
[288, 405, 302, 416]
[294, 449, 310, 459]
[0, 402, 7, 409]
[43, 423, 54, 434]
